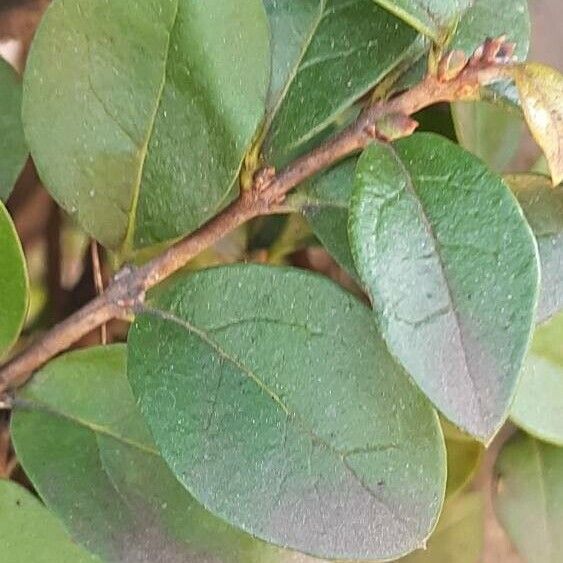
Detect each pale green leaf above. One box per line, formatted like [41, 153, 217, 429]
[452, 102, 523, 173]
[399, 493, 484, 563]
[348, 134, 540, 442]
[128, 265, 447, 561]
[11, 346, 307, 563]
[506, 174, 563, 324]
[442, 420, 483, 499]
[494, 432, 563, 563]
[263, 0, 424, 166]
[511, 313, 563, 446]
[23, 0, 270, 254]
[0, 480, 98, 563]
[0, 58, 27, 200]
[0, 201, 28, 359]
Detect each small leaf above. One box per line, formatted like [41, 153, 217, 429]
[506, 174, 563, 323]
[510, 63, 563, 186]
[0, 201, 29, 359]
[11, 346, 300, 563]
[0, 58, 27, 200]
[128, 265, 447, 561]
[263, 0, 424, 166]
[293, 157, 358, 277]
[452, 102, 523, 173]
[399, 493, 484, 563]
[442, 420, 483, 499]
[372, 0, 472, 40]
[0, 480, 98, 562]
[23, 0, 270, 254]
[511, 312, 563, 446]
[348, 134, 540, 442]
[494, 432, 563, 563]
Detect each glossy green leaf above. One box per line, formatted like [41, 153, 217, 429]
[452, 102, 523, 173]
[0, 201, 29, 359]
[494, 432, 563, 563]
[23, 0, 270, 254]
[0, 58, 27, 200]
[263, 0, 423, 166]
[128, 265, 447, 561]
[442, 421, 483, 499]
[506, 174, 563, 324]
[0, 480, 98, 562]
[11, 346, 308, 563]
[510, 63, 563, 186]
[372, 0, 471, 40]
[511, 313, 563, 446]
[399, 493, 484, 563]
[348, 134, 540, 442]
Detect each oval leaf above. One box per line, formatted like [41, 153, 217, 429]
[263, 0, 423, 166]
[506, 174, 563, 324]
[0, 201, 29, 359]
[0, 58, 27, 200]
[127, 265, 447, 561]
[511, 312, 563, 446]
[0, 480, 98, 562]
[510, 63, 563, 186]
[11, 346, 306, 563]
[372, 0, 471, 40]
[23, 0, 270, 254]
[399, 493, 484, 563]
[494, 432, 563, 563]
[348, 134, 540, 442]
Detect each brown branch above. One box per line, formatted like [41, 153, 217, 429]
[0, 52, 511, 394]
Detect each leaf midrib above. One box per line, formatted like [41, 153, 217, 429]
[387, 146, 489, 428]
[141, 306, 417, 535]
[16, 396, 159, 457]
[121, 0, 181, 257]
[264, 0, 326, 133]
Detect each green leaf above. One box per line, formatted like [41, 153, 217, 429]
[0, 480, 98, 562]
[442, 421, 483, 499]
[494, 432, 563, 563]
[511, 313, 563, 446]
[449, 0, 530, 59]
[399, 493, 484, 563]
[506, 174, 563, 324]
[449, 0, 529, 170]
[452, 102, 523, 173]
[0, 58, 27, 200]
[348, 134, 540, 442]
[372, 0, 471, 40]
[293, 157, 358, 277]
[510, 63, 563, 186]
[0, 201, 29, 359]
[127, 265, 447, 561]
[11, 346, 301, 563]
[263, 0, 424, 166]
[23, 0, 270, 254]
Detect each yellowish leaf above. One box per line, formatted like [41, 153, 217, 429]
[511, 63, 563, 186]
